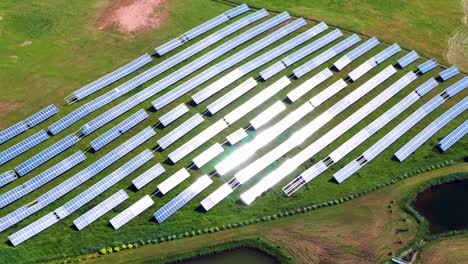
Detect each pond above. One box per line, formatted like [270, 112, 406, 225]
[175, 247, 280, 264]
[412, 179, 468, 234]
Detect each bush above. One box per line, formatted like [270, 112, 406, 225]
[99, 248, 107, 255]
[122, 244, 127, 249]
[114, 247, 120, 252]
[127, 244, 133, 249]
[106, 247, 113, 253]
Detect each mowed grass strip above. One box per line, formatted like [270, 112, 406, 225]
[80, 164, 468, 264]
[0, 1, 466, 263]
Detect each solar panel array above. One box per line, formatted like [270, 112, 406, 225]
[260, 28, 342, 80]
[0, 105, 58, 144]
[0, 171, 17, 188]
[192, 143, 224, 168]
[0, 130, 49, 165]
[157, 114, 205, 149]
[240, 71, 418, 203]
[287, 68, 333, 102]
[333, 77, 467, 183]
[73, 190, 129, 230]
[132, 163, 166, 190]
[397, 50, 419, 68]
[110, 195, 154, 229]
[439, 66, 460, 81]
[207, 78, 257, 114]
[0, 127, 155, 233]
[9, 212, 59, 246]
[333, 37, 380, 70]
[348, 43, 401, 81]
[159, 104, 189, 127]
[77, 10, 281, 136]
[157, 168, 191, 195]
[418, 59, 438, 74]
[67, 54, 153, 102]
[292, 34, 361, 78]
[0, 151, 86, 209]
[155, 4, 249, 55]
[154, 175, 212, 223]
[15, 135, 78, 177]
[439, 120, 467, 151]
[151, 15, 303, 111]
[250, 101, 286, 129]
[49, 9, 266, 135]
[395, 97, 467, 161]
[226, 128, 248, 145]
[90, 109, 148, 151]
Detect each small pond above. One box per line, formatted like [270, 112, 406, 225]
[174, 247, 279, 264]
[411, 179, 468, 234]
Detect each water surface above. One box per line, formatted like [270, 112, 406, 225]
[176, 247, 279, 264]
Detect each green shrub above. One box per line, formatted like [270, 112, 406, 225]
[113, 247, 120, 252]
[99, 248, 107, 255]
[106, 247, 113, 253]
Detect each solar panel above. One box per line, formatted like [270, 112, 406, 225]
[226, 128, 248, 145]
[415, 78, 439, 97]
[54, 149, 153, 220]
[9, 212, 59, 246]
[151, 15, 303, 111]
[51, 10, 266, 135]
[395, 97, 467, 161]
[192, 69, 245, 104]
[154, 175, 212, 223]
[397, 50, 419, 68]
[67, 54, 153, 102]
[169, 120, 228, 163]
[158, 114, 205, 149]
[333, 37, 380, 71]
[287, 68, 333, 102]
[224, 77, 291, 125]
[207, 78, 257, 114]
[0, 130, 49, 165]
[240, 70, 414, 204]
[25, 104, 59, 127]
[333, 77, 467, 183]
[439, 66, 460, 81]
[77, 11, 285, 136]
[0, 171, 17, 188]
[193, 143, 224, 168]
[157, 168, 190, 195]
[348, 43, 401, 81]
[159, 104, 190, 127]
[110, 195, 154, 229]
[0, 121, 29, 145]
[250, 101, 286, 129]
[418, 59, 438, 74]
[309, 79, 347, 107]
[155, 4, 249, 55]
[90, 109, 148, 151]
[132, 163, 166, 190]
[439, 120, 467, 151]
[0, 127, 155, 232]
[15, 135, 78, 177]
[260, 29, 342, 80]
[292, 34, 361, 78]
[0, 151, 86, 209]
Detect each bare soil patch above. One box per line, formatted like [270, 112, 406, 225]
[0, 102, 20, 118]
[96, 0, 169, 34]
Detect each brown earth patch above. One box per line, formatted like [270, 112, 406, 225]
[96, 0, 169, 34]
[20, 40, 32, 47]
[0, 102, 20, 118]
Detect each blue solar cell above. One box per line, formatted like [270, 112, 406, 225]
[15, 135, 78, 177]
[25, 105, 59, 128]
[418, 59, 438, 74]
[397, 50, 419, 68]
[0, 130, 49, 165]
[0, 121, 28, 144]
[439, 66, 460, 81]
[0, 171, 17, 188]
[439, 120, 468, 151]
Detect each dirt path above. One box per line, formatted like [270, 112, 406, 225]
[96, 0, 169, 34]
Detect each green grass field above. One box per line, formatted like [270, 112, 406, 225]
[0, 0, 466, 263]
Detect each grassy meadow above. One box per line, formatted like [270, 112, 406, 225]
[0, 0, 466, 263]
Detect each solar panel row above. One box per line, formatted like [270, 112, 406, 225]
[348, 43, 401, 81]
[439, 66, 460, 81]
[0, 130, 49, 165]
[157, 114, 205, 149]
[90, 109, 148, 151]
[240, 70, 418, 202]
[73, 189, 129, 230]
[15, 135, 78, 177]
[132, 163, 166, 190]
[260, 28, 342, 80]
[438, 120, 467, 151]
[395, 97, 467, 161]
[333, 37, 380, 71]
[0, 151, 86, 209]
[250, 101, 286, 129]
[67, 54, 153, 102]
[9, 212, 59, 246]
[0, 127, 155, 233]
[226, 128, 248, 145]
[207, 78, 257, 114]
[397, 50, 419, 68]
[0, 105, 58, 144]
[110, 195, 154, 229]
[77, 10, 282, 136]
[49, 9, 266, 135]
[0, 171, 17, 188]
[287, 68, 333, 102]
[292, 34, 361, 78]
[192, 143, 224, 168]
[418, 59, 438, 74]
[152, 15, 302, 111]
[159, 104, 189, 127]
